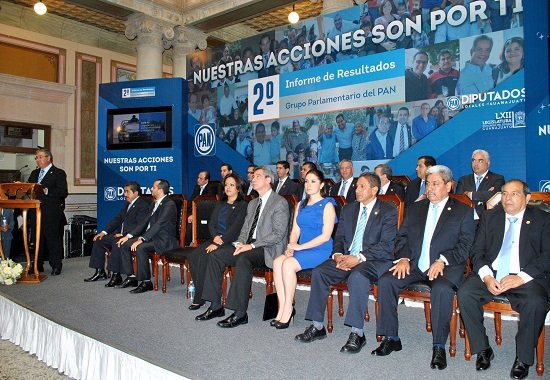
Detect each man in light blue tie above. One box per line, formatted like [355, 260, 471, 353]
[404, 155, 436, 206]
[329, 159, 357, 203]
[456, 149, 505, 220]
[295, 173, 397, 354]
[373, 165, 475, 370]
[458, 180, 550, 379]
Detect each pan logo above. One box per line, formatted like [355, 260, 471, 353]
[104, 187, 117, 201]
[446, 96, 461, 111]
[539, 180, 550, 193]
[194, 124, 216, 156]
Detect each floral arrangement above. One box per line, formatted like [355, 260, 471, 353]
[0, 259, 24, 285]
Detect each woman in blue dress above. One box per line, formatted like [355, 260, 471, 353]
[272, 169, 337, 329]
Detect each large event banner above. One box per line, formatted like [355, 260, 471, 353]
[249, 50, 405, 122]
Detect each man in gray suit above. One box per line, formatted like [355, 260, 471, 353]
[197, 166, 290, 327]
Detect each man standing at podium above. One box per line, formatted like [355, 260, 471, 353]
[28, 148, 68, 275]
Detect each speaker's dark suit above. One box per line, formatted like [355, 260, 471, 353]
[404, 177, 423, 205]
[456, 171, 505, 217]
[376, 197, 475, 344]
[366, 131, 394, 160]
[305, 199, 397, 328]
[28, 165, 68, 269]
[458, 206, 550, 365]
[381, 181, 405, 200]
[187, 200, 247, 304]
[90, 196, 150, 271]
[329, 178, 358, 203]
[244, 182, 258, 197]
[185, 182, 218, 244]
[388, 122, 413, 154]
[272, 177, 299, 196]
[121, 196, 179, 281]
[202, 191, 289, 313]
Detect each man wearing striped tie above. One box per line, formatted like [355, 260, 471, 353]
[456, 149, 505, 221]
[458, 180, 550, 379]
[373, 165, 475, 370]
[28, 148, 68, 275]
[295, 173, 397, 354]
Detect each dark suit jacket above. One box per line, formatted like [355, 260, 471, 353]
[382, 181, 405, 200]
[208, 200, 248, 243]
[236, 191, 289, 268]
[456, 171, 505, 216]
[272, 178, 299, 196]
[395, 197, 475, 286]
[142, 196, 179, 253]
[404, 177, 422, 205]
[366, 131, 394, 160]
[471, 205, 550, 294]
[103, 196, 150, 236]
[190, 182, 217, 200]
[388, 122, 413, 152]
[333, 199, 397, 265]
[244, 182, 259, 197]
[28, 165, 68, 225]
[329, 178, 358, 203]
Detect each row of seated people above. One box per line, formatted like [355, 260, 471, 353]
[84, 164, 550, 379]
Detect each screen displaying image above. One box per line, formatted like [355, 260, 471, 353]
[106, 106, 173, 150]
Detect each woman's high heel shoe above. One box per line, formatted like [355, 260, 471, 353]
[270, 319, 279, 327]
[274, 308, 296, 330]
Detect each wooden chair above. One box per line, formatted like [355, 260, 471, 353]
[160, 195, 217, 294]
[462, 193, 550, 376]
[372, 193, 472, 357]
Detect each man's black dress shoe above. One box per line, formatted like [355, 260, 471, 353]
[217, 313, 248, 328]
[430, 347, 447, 370]
[84, 269, 107, 282]
[295, 325, 327, 343]
[476, 347, 494, 371]
[129, 281, 153, 294]
[116, 277, 138, 289]
[371, 338, 402, 356]
[105, 273, 123, 287]
[510, 357, 529, 379]
[51, 266, 62, 276]
[188, 302, 204, 311]
[340, 332, 366, 354]
[195, 307, 225, 321]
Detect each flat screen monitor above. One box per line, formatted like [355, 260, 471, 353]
[106, 106, 172, 150]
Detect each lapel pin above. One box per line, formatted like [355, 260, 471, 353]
[447, 207, 451, 211]
[526, 220, 531, 224]
[374, 211, 378, 215]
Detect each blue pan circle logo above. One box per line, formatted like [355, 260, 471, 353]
[104, 187, 117, 201]
[195, 124, 216, 156]
[539, 180, 550, 193]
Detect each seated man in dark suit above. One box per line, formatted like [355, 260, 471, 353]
[456, 149, 505, 220]
[244, 164, 259, 197]
[197, 166, 289, 327]
[458, 180, 550, 380]
[295, 173, 397, 353]
[217, 163, 233, 197]
[374, 163, 405, 200]
[185, 170, 218, 245]
[372, 165, 475, 370]
[119, 179, 179, 294]
[329, 159, 357, 203]
[84, 181, 149, 283]
[404, 155, 436, 205]
[273, 160, 299, 196]
[297, 161, 317, 200]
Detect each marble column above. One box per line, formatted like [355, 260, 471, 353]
[125, 14, 175, 79]
[171, 26, 208, 78]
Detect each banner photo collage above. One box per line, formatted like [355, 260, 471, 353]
[187, 0, 524, 180]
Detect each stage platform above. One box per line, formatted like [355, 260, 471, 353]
[0, 257, 547, 380]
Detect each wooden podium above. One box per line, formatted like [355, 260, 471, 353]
[0, 183, 46, 283]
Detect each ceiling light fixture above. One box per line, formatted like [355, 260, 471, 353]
[288, 5, 299, 24]
[34, 1, 47, 15]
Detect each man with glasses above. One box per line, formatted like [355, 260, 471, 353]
[244, 164, 258, 197]
[405, 51, 429, 102]
[28, 148, 68, 275]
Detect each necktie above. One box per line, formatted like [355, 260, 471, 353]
[399, 125, 405, 153]
[147, 202, 160, 230]
[349, 207, 368, 256]
[276, 180, 283, 194]
[246, 198, 263, 243]
[475, 176, 482, 191]
[199, 185, 204, 195]
[419, 180, 426, 197]
[38, 169, 46, 183]
[419, 204, 439, 272]
[496, 217, 518, 281]
[339, 180, 348, 196]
